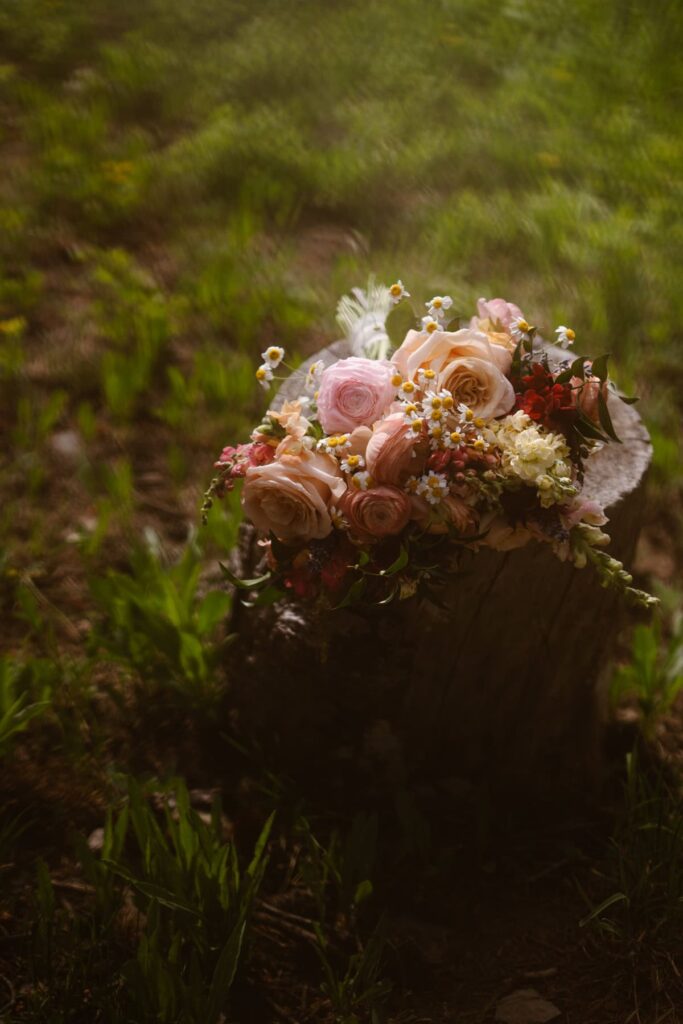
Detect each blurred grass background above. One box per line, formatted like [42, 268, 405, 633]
[1, 1, 683, 1020]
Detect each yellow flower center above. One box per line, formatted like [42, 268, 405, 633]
[347, 455, 360, 467]
[390, 283, 402, 297]
[410, 419, 424, 433]
[430, 409, 443, 421]
[401, 380, 416, 394]
[442, 395, 454, 409]
[474, 417, 485, 428]
[433, 298, 442, 308]
[255, 367, 267, 380]
[450, 432, 462, 444]
[517, 319, 530, 332]
[566, 328, 575, 340]
[391, 372, 404, 387]
[430, 426, 443, 439]
[423, 369, 436, 380]
[465, 409, 474, 421]
[267, 347, 281, 359]
[426, 321, 438, 333]
[473, 439, 485, 451]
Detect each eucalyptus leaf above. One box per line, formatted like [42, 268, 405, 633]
[219, 563, 271, 590]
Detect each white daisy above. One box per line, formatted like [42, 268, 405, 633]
[261, 345, 285, 369]
[425, 295, 453, 321]
[388, 280, 410, 304]
[255, 364, 273, 389]
[421, 315, 440, 334]
[416, 367, 438, 387]
[417, 472, 450, 505]
[351, 470, 373, 490]
[305, 359, 325, 393]
[340, 453, 365, 473]
[510, 316, 534, 343]
[401, 401, 422, 424]
[555, 325, 576, 349]
[317, 433, 351, 455]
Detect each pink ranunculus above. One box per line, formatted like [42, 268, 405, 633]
[316, 357, 396, 433]
[437, 356, 515, 419]
[242, 450, 345, 544]
[365, 412, 428, 486]
[472, 297, 524, 332]
[391, 327, 511, 383]
[340, 484, 412, 541]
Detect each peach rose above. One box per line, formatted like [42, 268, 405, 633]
[242, 450, 345, 544]
[391, 327, 511, 382]
[480, 515, 533, 551]
[340, 485, 412, 541]
[365, 413, 428, 486]
[437, 356, 515, 419]
[410, 494, 477, 534]
[316, 357, 396, 433]
[571, 376, 609, 426]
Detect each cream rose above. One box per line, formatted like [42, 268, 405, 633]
[316, 357, 396, 434]
[391, 327, 511, 382]
[365, 413, 428, 486]
[242, 450, 345, 544]
[340, 485, 412, 541]
[437, 356, 515, 419]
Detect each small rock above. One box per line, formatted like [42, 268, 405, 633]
[87, 827, 104, 852]
[495, 988, 561, 1024]
[50, 430, 84, 463]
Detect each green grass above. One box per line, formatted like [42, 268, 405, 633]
[1, 0, 683, 1019]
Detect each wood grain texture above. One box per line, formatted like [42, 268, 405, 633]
[229, 340, 651, 803]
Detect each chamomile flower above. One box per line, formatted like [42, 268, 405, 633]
[255, 364, 273, 389]
[417, 472, 450, 505]
[397, 378, 418, 398]
[425, 295, 453, 321]
[407, 417, 425, 438]
[456, 403, 475, 424]
[305, 359, 325, 393]
[401, 401, 422, 424]
[389, 280, 410, 304]
[318, 434, 351, 455]
[416, 367, 438, 387]
[427, 424, 446, 447]
[329, 506, 349, 530]
[443, 429, 463, 448]
[391, 369, 404, 388]
[340, 453, 365, 473]
[555, 325, 576, 349]
[261, 345, 285, 369]
[421, 315, 440, 334]
[510, 316, 534, 343]
[351, 470, 373, 490]
[404, 475, 421, 494]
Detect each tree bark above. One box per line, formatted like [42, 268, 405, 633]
[228, 341, 651, 805]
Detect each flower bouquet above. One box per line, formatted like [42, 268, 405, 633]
[204, 282, 655, 610]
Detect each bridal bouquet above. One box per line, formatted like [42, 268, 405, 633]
[204, 283, 655, 609]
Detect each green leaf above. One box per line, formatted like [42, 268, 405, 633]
[597, 391, 621, 443]
[206, 921, 246, 1022]
[219, 563, 271, 590]
[590, 353, 610, 381]
[385, 302, 416, 349]
[555, 355, 587, 384]
[333, 576, 366, 609]
[380, 545, 408, 576]
[620, 394, 640, 405]
[197, 590, 232, 634]
[353, 879, 374, 906]
[579, 891, 628, 926]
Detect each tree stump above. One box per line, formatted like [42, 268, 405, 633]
[228, 340, 651, 806]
